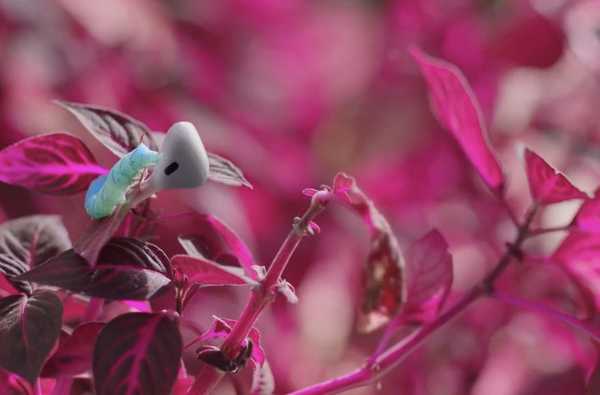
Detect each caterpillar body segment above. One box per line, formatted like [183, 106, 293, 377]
[84, 143, 160, 219]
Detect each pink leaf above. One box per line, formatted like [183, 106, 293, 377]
[0, 133, 107, 195]
[171, 255, 257, 287]
[553, 230, 600, 310]
[403, 230, 453, 322]
[93, 312, 182, 395]
[410, 48, 504, 193]
[333, 173, 404, 333]
[43, 322, 105, 377]
[525, 148, 587, 205]
[251, 360, 275, 395]
[0, 367, 32, 395]
[162, 213, 258, 280]
[576, 188, 600, 232]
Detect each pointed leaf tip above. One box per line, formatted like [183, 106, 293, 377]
[524, 148, 587, 205]
[410, 48, 504, 193]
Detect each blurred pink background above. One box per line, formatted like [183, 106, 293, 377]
[2, 1, 600, 394]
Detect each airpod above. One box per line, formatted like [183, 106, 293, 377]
[151, 122, 210, 190]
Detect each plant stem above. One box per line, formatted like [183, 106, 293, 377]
[187, 191, 331, 395]
[493, 290, 600, 342]
[288, 204, 538, 395]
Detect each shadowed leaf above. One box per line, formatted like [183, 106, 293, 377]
[0, 133, 106, 195]
[43, 322, 105, 377]
[207, 152, 252, 189]
[93, 312, 182, 395]
[0, 215, 71, 294]
[17, 238, 171, 300]
[0, 290, 62, 383]
[171, 255, 256, 287]
[56, 101, 158, 156]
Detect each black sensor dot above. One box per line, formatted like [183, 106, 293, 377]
[164, 162, 179, 175]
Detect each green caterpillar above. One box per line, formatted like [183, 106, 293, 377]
[84, 144, 160, 219]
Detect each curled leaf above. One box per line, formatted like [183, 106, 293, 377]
[525, 148, 587, 205]
[410, 48, 504, 193]
[333, 173, 404, 333]
[0, 133, 106, 195]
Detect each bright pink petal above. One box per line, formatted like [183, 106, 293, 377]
[410, 48, 504, 193]
[525, 148, 587, 205]
[0, 133, 106, 195]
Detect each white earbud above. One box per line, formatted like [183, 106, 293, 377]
[151, 122, 210, 190]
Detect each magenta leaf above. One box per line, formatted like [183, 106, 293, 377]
[197, 316, 265, 367]
[402, 230, 453, 322]
[552, 231, 600, 309]
[0, 133, 106, 195]
[93, 312, 182, 395]
[56, 100, 159, 156]
[525, 148, 587, 205]
[170, 213, 258, 280]
[171, 255, 257, 287]
[0, 290, 62, 384]
[0, 215, 71, 294]
[251, 360, 275, 395]
[18, 238, 171, 300]
[410, 48, 504, 193]
[207, 152, 253, 189]
[43, 322, 104, 377]
[0, 367, 32, 395]
[333, 172, 404, 333]
[576, 188, 600, 233]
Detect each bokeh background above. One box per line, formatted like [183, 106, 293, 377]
[3, 0, 600, 394]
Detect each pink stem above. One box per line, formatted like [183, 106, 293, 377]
[493, 290, 600, 342]
[187, 191, 331, 395]
[288, 204, 538, 395]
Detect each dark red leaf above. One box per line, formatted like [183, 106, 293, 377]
[93, 312, 182, 395]
[0, 290, 62, 384]
[171, 255, 256, 287]
[207, 152, 252, 189]
[525, 148, 587, 205]
[157, 213, 259, 280]
[0, 133, 106, 195]
[56, 101, 158, 157]
[18, 238, 171, 300]
[0, 215, 71, 294]
[333, 173, 404, 333]
[403, 230, 453, 322]
[43, 322, 104, 377]
[410, 48, 504, 193]
[0, 367, 33, 395]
